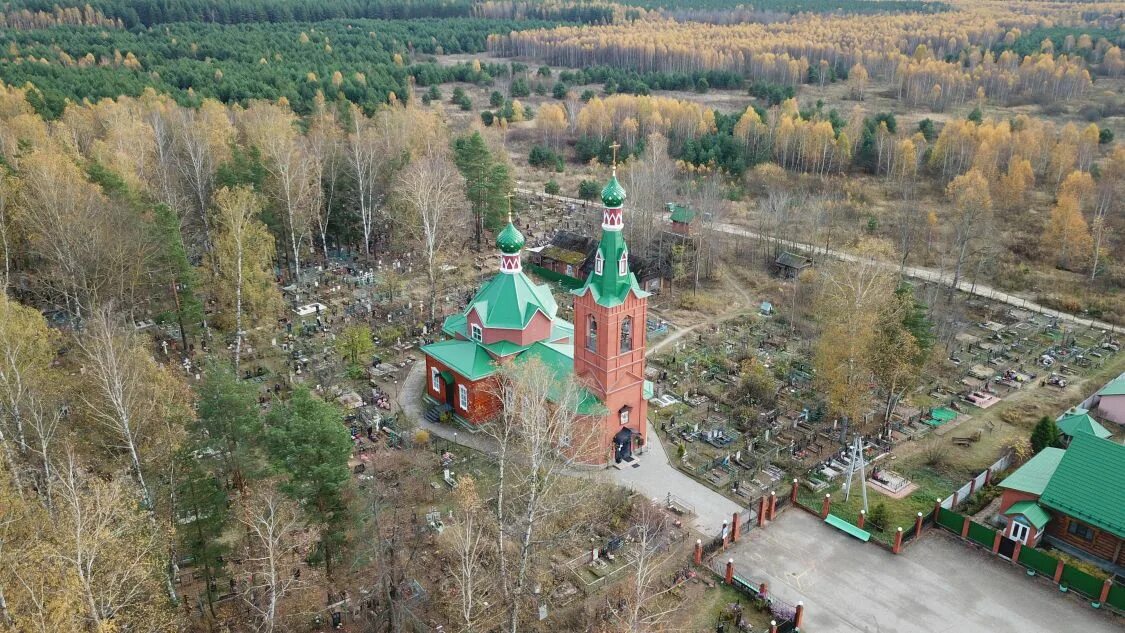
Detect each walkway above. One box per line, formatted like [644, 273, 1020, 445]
[398, 357, 742, 535]
[596, 419, 744, 535]
[515, 188, 1124, 335]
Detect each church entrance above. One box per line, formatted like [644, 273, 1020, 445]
[613, 427, 635, 463]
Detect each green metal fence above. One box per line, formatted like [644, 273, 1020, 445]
[966, 521, 995, 548]
[1107, 583, 1125, 611]
[1060, 565, 1104, 599]
[936, 507, 965, 533]
[527, 264, 583, 289]
[1016, 544, 1057, 577]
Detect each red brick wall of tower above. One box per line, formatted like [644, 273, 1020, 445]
[572, 290, 649, 464]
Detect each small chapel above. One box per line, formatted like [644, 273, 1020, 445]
[421, 168, 653, 466]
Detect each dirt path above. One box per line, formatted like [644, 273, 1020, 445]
[516, 188, 1124, 335]
[647, 264, 756, 358]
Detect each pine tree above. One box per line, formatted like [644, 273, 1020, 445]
[1030, 416, 1061, 453]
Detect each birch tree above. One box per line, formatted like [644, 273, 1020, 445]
[175, 99, 233, 248]
[239, 489, 303, 633]
[395, 148, 467, 322]
[945, 169, 992, 301]
[208, 186, 280, 371]
[441, 476, 494, 632]
[347, 107, 382, 257]
[305, 94, 343, 260]
[0, 294, 57, 493]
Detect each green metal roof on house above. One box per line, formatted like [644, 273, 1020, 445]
[999, 447, 1065, 495]
[1057, 412, 1112, 440]
[466, 270, 558, 330]
[420, 339, 497, 381]
[442, 313, 468, 338]
[669, 203, 695, 224]
[1097, 375, 1125, 397]
[517, 342, 607, 416]
[1039, 434, 1125, 537]
[1004, 501, 1051, 530]
[550, 319, 574, 343]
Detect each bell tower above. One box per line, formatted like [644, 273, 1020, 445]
[572, 148, 650, 460]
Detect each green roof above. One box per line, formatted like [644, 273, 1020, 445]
[1057, 412, 1112, 440]
[572, 225, 649, 308]
[601, 173, 626, 208]
[442, 313, 468, 338]
[999, 447, 1065, 495]
[517, 342, 607, 416]
[1039, 434, 1125, 537]
[1097, 375, 1125, 397]
[496, 221, 525, 254]
[421, 339, 497, 380]
[669, 203, 695, 224]
[466, 271, 558, 330]
[1004, 501, 1051, 530]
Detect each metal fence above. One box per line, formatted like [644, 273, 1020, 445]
[941, 451, 1012, 509]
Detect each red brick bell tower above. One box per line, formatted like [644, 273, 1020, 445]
[572, 156, 650, 464]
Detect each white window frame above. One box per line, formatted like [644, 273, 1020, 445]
[431, 367, 441, 392]
[458, 384, 469, 410]
[595, 251, 604, 275]
[620, 408, 630, 426]
[1010, 520, 1030, 544]
[470, 323, 483, 342]
[618, 250, 628, 275]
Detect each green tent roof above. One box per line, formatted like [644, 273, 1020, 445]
[999, 447, 1065, 495]
[421, 339, 497, 381]
[1097, 375, 1125, 397]
[1057, 412, 1112, 440]
[1039, 434, 1125, 537]
[669, 203, 695, 224]
[517, 342, 607, 416]
[1004, 501, 1051, 530]
[571, 224, 650, 308]
[466, 270, 558, 330]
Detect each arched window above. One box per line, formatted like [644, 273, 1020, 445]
[594, 250, 604, 275]
[620, 316, 633, 352]
[618, 249, 628, 275]
[586, 315, 598, 352]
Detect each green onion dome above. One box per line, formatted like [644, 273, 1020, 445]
[601, 173, 627, 208]
[496, 220, 525, 254]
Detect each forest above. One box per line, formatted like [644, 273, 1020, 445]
[0, 1, 1124, 632]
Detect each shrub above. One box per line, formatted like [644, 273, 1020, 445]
[1099, 127, 1114, 144]
[489, 90, 504, 108]
[868, 502, 889, 531]
[578, 179, 600, 200]
[510, 77, 530, 97]
[1030, 416, 1061, 453]
[545, 180, 560, 195]
[922, 438, 950, 468]
[552, 82, 568, 99]
[414, 429, 431, 445]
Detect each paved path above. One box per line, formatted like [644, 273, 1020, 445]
[595, 418, 744, 535]
[516, 187, 1124, 335]
[398, 356, 742, 535]
[729, 510, 1121, 633]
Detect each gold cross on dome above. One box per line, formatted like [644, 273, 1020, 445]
[506, 192, 514, 223]
[610, 142, 621, 172]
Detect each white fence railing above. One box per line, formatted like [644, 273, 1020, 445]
[941, 451, 1012, 509]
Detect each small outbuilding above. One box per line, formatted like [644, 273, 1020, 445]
[774, 251, 813, 278]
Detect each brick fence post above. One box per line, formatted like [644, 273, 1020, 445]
[983, 468, 992, 486]
[961, 516, 971, 539]
[725, 559, 734, 585]
[1053, 559, 1065, 584]
[794, 601, 805, 629]
[1099, 578, 1113, 605]
[758, 496, 767, 527]
[769, 491, 778, 520]
[722, 521, 729, 549]
[758, 582, 768, 599]
[769, 621, 778, 633]
[732, 512, 741, 543]
[1012, 540, 1022, 562]
[856, 509, 866, 529]
[914, 512, 924, 537]
[820, 493, 831, 519]
[933, 498, 942, 522]
[991, 530, 1002, 554]
[693, 539, 702, 565]
[790, 478, 799, 504]
[893, 527, 904, 554]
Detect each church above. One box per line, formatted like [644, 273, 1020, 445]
[421, 168, 653, 466]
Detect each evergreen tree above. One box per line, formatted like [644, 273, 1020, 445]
[452, 131, 513, 250]
[1030, 415, 1061, 453]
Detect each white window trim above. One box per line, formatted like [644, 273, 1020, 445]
[618, 250, 628, 275]
[1010, 520, 1030, 544]
[431, 367, 440, 392]
[595, 251, 604, 275]
[620, 409, 630, 426]
[458, 384, 469, 410]
[471, 323, 483, 342]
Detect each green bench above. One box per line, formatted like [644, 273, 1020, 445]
[825, 513, 871, 542]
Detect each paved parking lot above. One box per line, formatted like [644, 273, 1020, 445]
[729, 509, 1122, 633]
